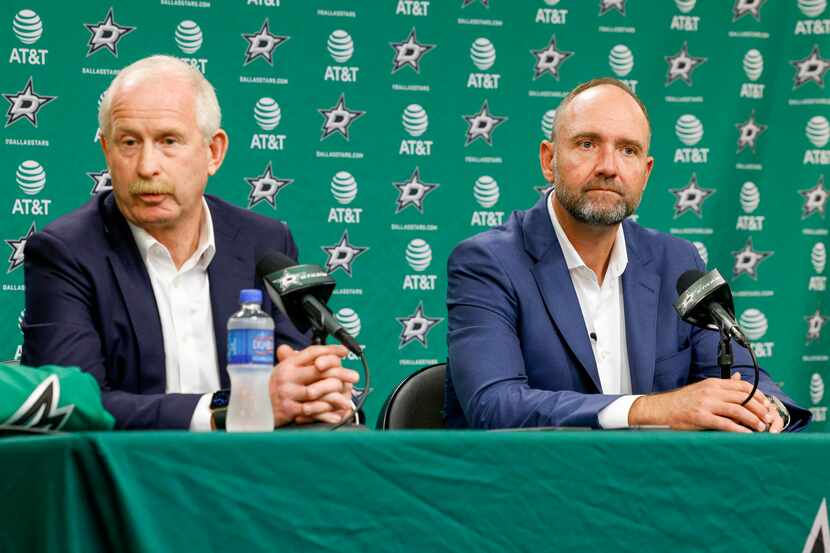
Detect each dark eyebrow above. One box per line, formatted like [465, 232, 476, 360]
[571, 131, 645, 152]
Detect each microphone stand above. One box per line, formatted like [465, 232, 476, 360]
[717, 326, 733, 379]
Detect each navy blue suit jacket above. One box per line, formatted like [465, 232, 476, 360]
[445, 194, 810, 430]
[21, 192, 308, 429]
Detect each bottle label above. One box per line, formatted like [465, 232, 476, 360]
[228, 329, 274, 365]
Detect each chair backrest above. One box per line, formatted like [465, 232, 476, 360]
[376, 363, 446, 430]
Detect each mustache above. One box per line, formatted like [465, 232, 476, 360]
[128, 179, 175, 195]
[584, 178, 624, 194]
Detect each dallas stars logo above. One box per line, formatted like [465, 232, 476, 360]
[665, 42, 707, 86]
[396, 302, 444, 349]
[731, 237, 773, 280]
[803, 499, 830, 553]
[805, 309, 829, 343]
[669, 173, 715, 218]
[3, 77, 56, 128]
[791, 45, 830, 90]
[735, 110, 767, 154]
[84, 8, 135, 57]
[321, 230, 368, 276]
[242, 19, 289, 66]
[6, 222, 36, 274]
[394, 168, 440, 214]
[463, 100, 507, 146]
[2, 375, 74, 431]
[318, 94, 365, 141]
[732, 0, 766, 22]
[389, 28, 436, 74]
[245, 162, 293, 209]
[86, 169, 112, 195]
[800, 175, 828, 220]
[530, 35, 573, 81]
[599, 0, 626, 15]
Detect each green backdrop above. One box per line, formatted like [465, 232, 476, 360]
[1, 0, 828, 428]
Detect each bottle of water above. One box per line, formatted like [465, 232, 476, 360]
[226, 289, 275, 432]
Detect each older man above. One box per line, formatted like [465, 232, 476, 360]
[445, 77, 810, 432]
[22, 55, 357, 430]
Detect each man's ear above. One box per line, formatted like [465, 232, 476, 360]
[207, 129, 229, 176]
[539, 140, 555, 183]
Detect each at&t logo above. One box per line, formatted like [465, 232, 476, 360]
[328, 171, 362, 224]
[809, 242, 827, 292]
[470, 176, 504, 227]
[12, 161, 50, 216]
[740, 49, 765, 99]
[738, 308, 774, 358]
[608, 44, 638, 92]
[334, 308, 365, 360]
[324, 30, 359, 83]
[795, 0, 830, 35]
[467, 38, 500, 90]
[250, 98, 286, 151]
[804, 115, 830, 166]
[9, 9, 47, 66]
[810, 373, 826, 422]
[400, 104, 432, 156]
[673, 114, 709, 164]
[174, 20, 207, 74]
[535, 1, 568, 24]
[403, 239, 437, 290]
[395, 0, 429, 16]
[670, 0, 699, 31]
[736, 181, 765, 231]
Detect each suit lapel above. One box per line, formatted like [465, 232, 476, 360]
[524, 195, 602, 392]
[100, 193, 166, 394]
[621, 222, 660, 395]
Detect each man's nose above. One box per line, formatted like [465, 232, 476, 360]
[136, 143, 161, 179]
[595, 144, 619, 177]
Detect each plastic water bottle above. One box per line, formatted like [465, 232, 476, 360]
[226, 289, 275, 432]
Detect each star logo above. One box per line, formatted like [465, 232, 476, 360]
[530, 35, 574, 81]
[462, 0, 490, 7]
[799, 175, 828, 219]
[802, 499, 830, 552]
[396, 302, 444, 349]
[321, 230, 368, 276]
[318, 94, 365, 141]
[84, 8, 135, 57]
[242, 19, 289, 66]
[279, 274, 299, 289]
[735, 110, 767, 154]
[665, 42, 707, 86]
[731, 237, 773, 280]
[389, 28, 436, 74]
[599, 0, 627, 15]
[3, 77, 56, 128]
[806, 309, 829, 343]
[669, 173, 716, 218]
[393, 168, 440, 214]
[463, 100, 507, 146]
[245, 162, 293, 209]
[6, 222, 36, 274]
[732, 0, 766, 21]
[2, 375, 74, 431]
[86, 169, 112, 195]
[791, 45, 830, 89]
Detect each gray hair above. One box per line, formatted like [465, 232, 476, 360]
[98, 55, 221, 142]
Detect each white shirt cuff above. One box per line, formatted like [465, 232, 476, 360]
[189, 393, 214, 432]
[597, 395, 643, 429]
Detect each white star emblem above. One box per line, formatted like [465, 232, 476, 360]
[245, 162, 293, 209]
[731, 237, 773, 280]
[393, 168, 440, 214]
[669, 173, 715, 218]
[735, 110, 767, 153]
[732, 0, 766, 22]
[86, 169, 112, 195]
[242, 19, 289, 66]
[84, 8, 135, 57]
[321, 230, 368, 276]
[279, 274, 299, 289]
[799, 175, 828, 219]
[791, 45, 830, 89]
[3, 77, 56, 128]
[805, 309, 829, 343]
[665, 42, 707, 86]
[463, 100, 507, 146]
[389, 28, 436, 74]
[599, 0, 627, 15]
[396, 302, 444, 349]
[530, 35, 574, 81]
[318, 94, 365, 141]
[6, 222, 36, 274]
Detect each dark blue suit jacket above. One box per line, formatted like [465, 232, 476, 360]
[445, 194, 810, 430]
[21, 192, 308, 429]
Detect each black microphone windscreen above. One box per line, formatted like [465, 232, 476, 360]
[256, 252, 295, 279]
[676, 269, 705, 296]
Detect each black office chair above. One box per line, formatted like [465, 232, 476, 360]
[376, 363, 446, 430]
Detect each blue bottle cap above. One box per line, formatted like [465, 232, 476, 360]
[239, 289, 263, 304]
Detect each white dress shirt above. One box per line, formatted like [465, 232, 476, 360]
[547, 199, 642, 428]
[128, 198, 218, 431]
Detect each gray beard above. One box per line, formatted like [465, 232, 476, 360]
[554, 181, 635, 226]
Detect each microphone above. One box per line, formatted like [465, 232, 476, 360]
[674, 269, 749, 347]
[255, 252, 362, 356]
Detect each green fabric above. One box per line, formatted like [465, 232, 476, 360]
[0, 431, 827, 552]
[0, 363, 115, 431]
